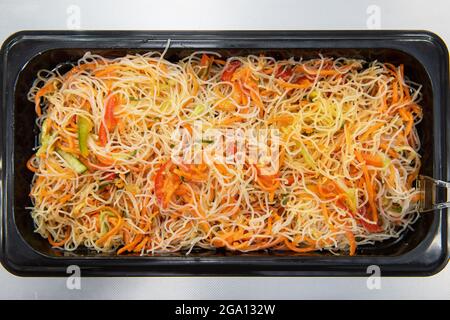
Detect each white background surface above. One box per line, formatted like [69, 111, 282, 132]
[0, 0, 449, 299]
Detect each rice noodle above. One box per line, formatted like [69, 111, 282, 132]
[26, 51, 423, 255]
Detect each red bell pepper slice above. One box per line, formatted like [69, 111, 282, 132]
[336, 201, 383, 233]
[154, 160, 181, 209]
[357, 206, 383, 233]
[105, 94, 118, 130]
[98, 94, 118, 146]
[200, 54, 209, 66]
[275, 66, 293, 81]
[221, 61, 241, 82]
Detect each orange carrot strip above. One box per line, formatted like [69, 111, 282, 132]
[283, 238, 316, 253]
[267, 115, 295, 126]
[243, 236, 284, 251]
[392, 80, 399, 104]
[379, 143, 399, 159]
[93, 65, 124, 77]
[27, 155, 37, 172]
[355, 150, 378, 223]
[218, 116, 244, 126]
[48, 227, 71, 247]
[361, 153, 384, 167]
[346, 231, 356, 256]
[133, 236, 149, 253]
[360, 123, 384, 141]
[96, 214, 123, 246]
[190, 71, 199, 95]
[249, 89, 264, 113]
[34, 81, 56, 117]
[399, 109, 414, 136]
[410, 193, 423, 203]
[117, 234, 143, 255]
[320, 202, 329, 222]
[277, 79, 312, 90]
[95, 154, 116, 166]
[215, 100, 236, 112]
[64, 62, 102, 79]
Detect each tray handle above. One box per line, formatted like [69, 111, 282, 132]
[411, 175, 450, 213]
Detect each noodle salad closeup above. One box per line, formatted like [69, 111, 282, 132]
[26, 50, 423, 255]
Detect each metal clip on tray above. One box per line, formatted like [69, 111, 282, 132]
[412, 175, 450, 213]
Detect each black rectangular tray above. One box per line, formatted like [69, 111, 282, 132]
[0, 30, 448, 276]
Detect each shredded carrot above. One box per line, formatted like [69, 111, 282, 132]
[355, 150, 378, 223]
[399, 108, 414, 136]
[232, 81, 249, 105]
[407, 169, 419, 188]
[283, 238, 316, 253]
[361, 153, 384, 167]
[59, 194, 72, 205]
[276, 78, 312, 90]
[345, 231, 356, 256]
[27, 155, 37, 172]
[133, 236, 149, 253]
[190, 71, 199, 95]
[379, 143, 398, 159]
[268, 115, 295, 126]
[410, 193, 423, 203]
[320, 202, 329, 222]
[360, 123, 384, 141]
[378, 91, 388, 113]
[250, 89, 264, 115]
[184, 123, 193, 136]
[117, 234, 143, 255]
[64, 62, 99, 79]
[392, 80, 399, 104]
[386, 164, 396, 187]
[95, 153, 115, 166]
[215, 100, 236, 112]
[218, 116, 244, 126]
[48, 226, 71, 247]
[256, 178, 280, 192]
[93, 65, 124, 77]
[34, 81, 56, 117]
[96, 211, 123, 246]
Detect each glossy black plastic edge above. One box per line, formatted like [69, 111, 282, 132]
[0, 30, 448, 277]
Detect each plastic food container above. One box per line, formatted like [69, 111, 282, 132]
[0, 31, 448, 276]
